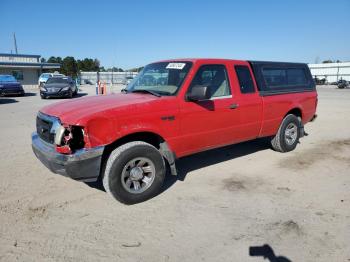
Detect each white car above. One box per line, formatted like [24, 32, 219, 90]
[126, 76, 134, 85]
[38, 72, 64, 86]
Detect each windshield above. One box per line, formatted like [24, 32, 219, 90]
[40, 73, 51, 78]
[0, 75, 17, 82]
[46, 77, 69, 84]
[126, 62, 192, 96]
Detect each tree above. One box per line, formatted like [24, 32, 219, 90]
[76, 58, 100, 72]
[44, 56, 110, 74]
[45, 56, 63, 73]
[322, 60, 333, 64]
[40, 57, 46, 63]
[47, 56, 62, 64]
[61, 56, 78, 77]
[129, 67, 144, 72]
[106, 67, 124, 72]
[93, 59, 100, 71]
[47, 56, 56, 63]
[322, 59, 341, 64]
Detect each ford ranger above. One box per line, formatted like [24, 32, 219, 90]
[32, 59, 317, 204]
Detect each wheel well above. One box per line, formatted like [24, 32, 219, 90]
[103, 131, 165, 158]
[99, 132, 166, 179]
[286, 108, 302, 120]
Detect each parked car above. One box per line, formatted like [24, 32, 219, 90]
[83, 79, 93, 85]
[38, 72, 65, 86]
[0, 75, 24, 96]
[314, 77, 327, 85]
[115, 77, 127, 85]
[40, 76, 77, 99]
[32, 59, 318, 204]
[337, 79, 349, 89]
[126, 76, 134, 85]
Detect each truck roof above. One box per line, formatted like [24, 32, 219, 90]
[157, 58, 245, 63]
[156, 58, 308, 66]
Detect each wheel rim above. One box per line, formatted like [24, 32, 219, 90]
[121, 157, 156, 194]
[284, 123, 298, 145]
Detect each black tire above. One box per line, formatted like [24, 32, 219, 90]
[103, 141, 166, 204]
[40, 94, 46, 99]
[271, 114, 301, 153]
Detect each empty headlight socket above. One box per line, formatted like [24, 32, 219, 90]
[55, 125, 85, 154]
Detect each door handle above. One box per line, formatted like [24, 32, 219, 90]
[229, 103, 239, 109]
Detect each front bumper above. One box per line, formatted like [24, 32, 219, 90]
[31, 132, 104, 182]
[0, 88, 24, 96]
[40, 90, 70, 98]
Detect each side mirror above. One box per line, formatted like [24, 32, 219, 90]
[187, 85, 210, 101]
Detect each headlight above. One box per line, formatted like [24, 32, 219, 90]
[40, 86, 46, 91]
[0, 85, 3, 88]
[61, 86, 70, 91]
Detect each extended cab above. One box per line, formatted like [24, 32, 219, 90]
[32, 59, 317, 204]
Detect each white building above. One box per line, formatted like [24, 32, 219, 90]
[308, 62, 350, 83]
[0, 53, 60, 89]
[80, 71, 138, 84]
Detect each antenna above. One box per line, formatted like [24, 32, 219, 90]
[13, 33, 18, 54]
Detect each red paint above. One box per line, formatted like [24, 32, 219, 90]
[40, 59, 317, 158]
[56, 145, 72, 154]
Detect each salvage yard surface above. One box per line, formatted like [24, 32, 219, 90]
[0, 86, 349, 262]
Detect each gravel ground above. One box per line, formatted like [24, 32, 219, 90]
[0, 85, 349, 262]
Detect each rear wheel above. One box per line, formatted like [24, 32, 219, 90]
[271, 114, 301, 152]
[103, 141, 166, 204]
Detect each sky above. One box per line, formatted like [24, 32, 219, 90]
[0, 0, 349, 69]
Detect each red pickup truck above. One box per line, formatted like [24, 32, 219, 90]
[32, 59, 317, 204]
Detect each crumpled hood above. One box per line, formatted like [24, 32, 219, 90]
[40, 93, 164, 125]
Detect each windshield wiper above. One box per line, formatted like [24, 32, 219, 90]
[130, 89, 161, 97]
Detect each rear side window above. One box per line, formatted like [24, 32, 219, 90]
[287, 68, 307, 85]
[262, 68, 287, 88]
[235, 66, 255, 93]
[262, 68, 308, 89]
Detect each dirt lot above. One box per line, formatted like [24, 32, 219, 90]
[0, 85, 349, 262]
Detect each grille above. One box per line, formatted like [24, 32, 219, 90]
[36, 113, 57, 144]
[47, 87, 61, 92]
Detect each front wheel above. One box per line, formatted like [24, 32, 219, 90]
[103, 141, 166, 204]
[271, 114, 301, 152]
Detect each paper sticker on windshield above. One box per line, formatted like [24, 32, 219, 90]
[166, 63, 186, 70]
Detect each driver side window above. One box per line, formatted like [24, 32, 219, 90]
[189, 65, 231, 98]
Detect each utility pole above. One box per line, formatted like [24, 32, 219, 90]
[13, 33, 18, 54]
